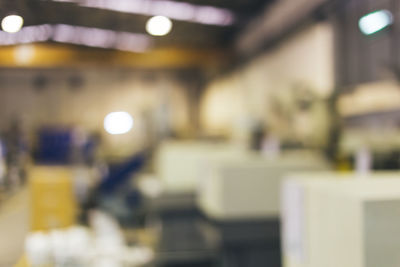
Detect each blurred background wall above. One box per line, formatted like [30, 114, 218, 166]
[0, 68, 191, 158]
[200, 22, 334, 148]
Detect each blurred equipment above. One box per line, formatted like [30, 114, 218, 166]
[35, 128, 73, 164]
[81, 151, 147, 226]
[29, 166, 77, 231]
[198, 151, 329, 267]
[282, 173, 400, 267]
[144, 141, 244, 267]
[34, 127, 97, 165]
[98, 151, 146, 194]
[148, 141, 330, 267]
[3, 119, 29, 191]
[21, 211, 154, 267]
[155, 141, 244, 194]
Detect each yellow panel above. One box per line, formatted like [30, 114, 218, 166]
[29, 166, 77, 231]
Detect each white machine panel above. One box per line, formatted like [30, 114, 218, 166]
[282, 173, 400, 267]
[198, 151, 329, 220]
[155, 141, 245, 193]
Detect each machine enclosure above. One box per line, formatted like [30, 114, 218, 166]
[155, 141, 245, 194]
[198, 152, 329, 220]
[282, 174, 400, 267]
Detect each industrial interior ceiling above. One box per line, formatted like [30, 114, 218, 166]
[1, 0, 273, 50]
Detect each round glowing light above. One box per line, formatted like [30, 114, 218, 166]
[146, 16, 172, 36]
[1, 15, 24, 33]
[359, 10, 393, 35]
[104, 111, 134, 135]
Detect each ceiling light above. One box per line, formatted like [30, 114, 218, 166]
[44, 0, 235, 26]
[53, 24, 152, 52]
[0, 24, 152, 52]
[1, 15, 24, 33]
[104, 111, 134, 135]
[146, 16, 172, 36]
[359, 10, 393, 35]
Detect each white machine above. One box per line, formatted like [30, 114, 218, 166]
[282, 173, 400, 267]
[198, 151, 329, 221]
[155, 141, 245, 194]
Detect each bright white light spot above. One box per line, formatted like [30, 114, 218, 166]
[359, 10, 393, 35]
[104, 112, 134, 135]
[14, 45, 35, 64]
[1, 15, 24, 33]
[146, 16, 172, 36]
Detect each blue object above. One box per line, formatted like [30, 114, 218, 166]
[99, 152, 147, 194]
[36, 128, 73, 164]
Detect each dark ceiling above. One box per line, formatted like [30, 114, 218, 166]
[1, 0, 275, 49]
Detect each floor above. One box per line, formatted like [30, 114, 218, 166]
[0, 188, 29, 267]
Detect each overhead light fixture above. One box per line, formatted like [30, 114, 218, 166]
[359, 10, 393, 35]
[0, 24, 152, 52]
[1, 14, 24, 33]
[53, 24, 151, 52]
[146, 16, 172, 36]
[44, 0, 235, 26]
[104, 111, 134, 135]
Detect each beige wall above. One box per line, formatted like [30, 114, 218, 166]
[200, 23, 334, 147]
[0, 68, 191, 158]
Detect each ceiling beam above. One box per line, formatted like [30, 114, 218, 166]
[0, 43, 232, 69]
[20, 1, 233, 47]
[236, 0, 330, 56]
